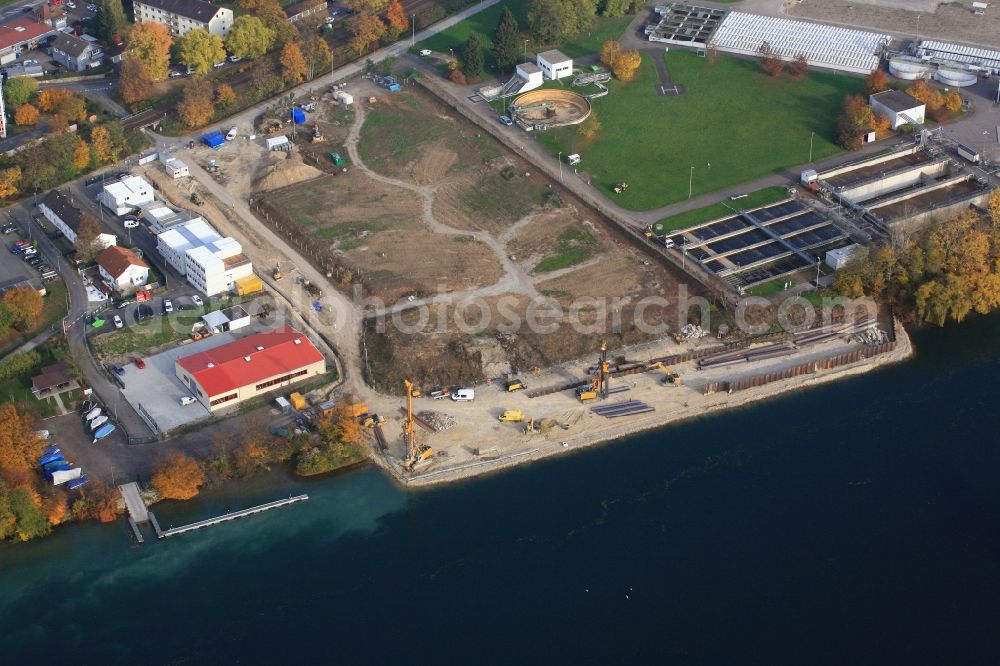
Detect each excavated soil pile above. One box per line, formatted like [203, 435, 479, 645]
[255, 151, 323, 191]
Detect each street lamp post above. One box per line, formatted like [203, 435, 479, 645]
[558, 152, 563, 182]
[815, 256, 821, 287]
[688, 166, 694, 199]
[809, 131, 815, 163]
[524, 40, 530, 63]
[411, 15, 415, 46]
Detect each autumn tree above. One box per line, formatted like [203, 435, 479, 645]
[152, 453, 205, 500]
[317, 403, 363, 447]
[55, 93, 87, 123]
[279, 41, 307, 84]
[492, 6, 520, 73]
[300, 33, 331, 79]
[247, 0, 297, 44]
[461, 33, 484, 80]
[600, 0, 632, 16]
[987, 188, 1000, 228]
[865, 68, 888, 95]
[348, 9, 385, 53]
[225, 15, 276, 60]
[4, 78, 37, 107]
[944, 90, 963, 114]
[120, 54, 153, 108]
[757, 41, 784, 77]
[907, 79, 943, 111]
[48, 113, 68, 134]
[0, 403, 41, 471]
[73, 212, 104, 262]
[600, 39, 621, 68]
[836, 94, 876, 150]
[176, 77, 215, 128]
[14, 104, 39, 127]
[90, 125, 115, 163]
[385, 0, 409, 39]
[610, 48, 640, 81]
[96, 0, 128, 43]
[215, 83, 237, 109]
[789, 53, 808, 80]
[73, 137, 90, 172]
[176, 28, 226, 75]
[35, 88, 72, 113]
[127, 22, 173, 80]
[0, 167, 21, 200]
[7, 486, 50, 541]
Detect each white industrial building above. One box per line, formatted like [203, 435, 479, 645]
[201, 305, 252, 333]
[516, 62, 544, 88]
[537, 50, 573, 80]
[99, 175, 155, 215]
[869, 90, 926, 130]
[708, 11, 889, 75]
[826, 244, 862, 270]
[39, 190, 116, 249]
[157, 218, 253, 296]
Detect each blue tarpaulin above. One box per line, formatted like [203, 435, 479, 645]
[292, 108, 306, 124]
[202, 131, 225, 148]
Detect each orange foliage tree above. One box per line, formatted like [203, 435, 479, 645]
[177, 77, 215, 128]
[35, 88, 72, 112]
[152, 453, 205, 500]
[865, 68, 888, 94]
[279, 41, 307, 84]
[944, 90, 962, 113]
[127, 21, 172, 80]
[0, 403, 41, 471]
[756, 41, 784, 77]
[120, 54, 153, 108]
[789, 53, 808, 80]
[610, 49, 641, 82]
[0, 167, 21, 200]
[348, 9, 385, 53]
[14, 104, 39, 126]
[2, 287, 42, 330]
[90, 125, 116, 163]
[385, 0, 408, 35]
[73, 137, 90, 171]
[215, 83, 236, 108]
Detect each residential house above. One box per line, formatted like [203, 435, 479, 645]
[34, 3, 67, 30]
[50, 32, 101, 72]
[133, 0, 234, 38]
[39, 190, 117, 248]
[96, 245, 150, 292]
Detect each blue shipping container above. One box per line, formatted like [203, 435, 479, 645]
[202, 132, 225, 148]
[292, 108, 306, 124]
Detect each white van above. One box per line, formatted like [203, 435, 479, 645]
[451, 389, 475, 401]
[226, 126, 238, 141]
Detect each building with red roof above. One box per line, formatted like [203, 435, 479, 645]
[0, 18, 57, 60]
[174, 327, 325, 411]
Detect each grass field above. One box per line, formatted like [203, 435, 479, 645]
[654, 186, 789, 233]
[414, 1, 632, 77]
[536, 51, 864, 211]
[89, 312, 199, 360]
[535, 226, 602, 272]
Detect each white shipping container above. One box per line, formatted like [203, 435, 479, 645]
[334, 90, 353, 105]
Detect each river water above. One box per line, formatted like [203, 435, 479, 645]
[2, 317, 1000, 664]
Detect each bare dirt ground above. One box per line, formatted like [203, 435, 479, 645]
[790, 0, 1000, 47]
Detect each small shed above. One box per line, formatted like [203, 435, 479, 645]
[163, 158, 189, 179]
[826, 244, 862, 270]
[334, 90, 353, 105]
[275, 396, 292, 413]
[201, 305, 251, 333]
[266, 135, 290, 151]
[537, 49, 573, 80]
[202, 131, 225, 148]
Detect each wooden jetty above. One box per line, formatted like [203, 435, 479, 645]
[156, 495, 309, 539]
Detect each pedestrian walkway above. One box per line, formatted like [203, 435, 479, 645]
[119, 482, 148, 523]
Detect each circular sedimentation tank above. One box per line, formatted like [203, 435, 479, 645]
[510, 89, 592, 129]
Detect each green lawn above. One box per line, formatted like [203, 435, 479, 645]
[414, 1, 632, 77]
[535, 226, 602, 272]
[748, 278, 796, 297]
[654, 186, 789, 233]
[536, 51, 864, 211]
[89, 311, 200, 360]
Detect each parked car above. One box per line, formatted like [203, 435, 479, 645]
[1, 225, 14, 234]
[123, 216, 139, 228]
[418, 49, 432, 57]
[133, 357, 145, 369]
[24, 59, 37, 66]
[163, 299, 173, 313]
[112, 364, 125, 375]
[136, 304, 153, 320]
[324, 16, 336, 24]
[113, 315, 123, 329]
[451, 388, 475, 401]
[179, 396, 197, 406]
[228, 54, 241, 62]
[191, 294, 203, 307]
[226, 126, 238, 141]
[115, 299, 130, 309]
[498, 115, 513, 126]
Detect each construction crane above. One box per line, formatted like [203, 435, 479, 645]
[576, 341, 610, 401]
[403, 378, 416, 459]
[647, 361, 681, 385]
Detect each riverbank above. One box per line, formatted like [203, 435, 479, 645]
[369, 322, 913, 488]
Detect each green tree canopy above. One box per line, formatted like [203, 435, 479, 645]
[3, 78, 37, 107]
[225, 15, 276, 60]
[176, 28, 226, 75]
[491, 6, 520, 73]
[527, 0, 597, 43]
[97, 0, 128, 43]
[462, 33, 484, 79]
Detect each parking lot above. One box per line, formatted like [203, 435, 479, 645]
[118, 332, 239, 432]
[1, 216, 60, 290]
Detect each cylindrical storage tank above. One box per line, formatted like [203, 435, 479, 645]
[935, 67, 977, 87]
[889, 58, 932, 80]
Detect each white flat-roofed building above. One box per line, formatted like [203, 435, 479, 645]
[162, 156, 189, 178]
[157, 217, 253, 296]
[537, 49, 573, 80]
[99, 175, 154, 215]
[869, 90, 925, 129]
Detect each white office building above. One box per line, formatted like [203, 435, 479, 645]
[537, 50, 573, 80]
[133, 0, 233, 38]
[99, 175, 155, 215]
[157, 218, 253, 296]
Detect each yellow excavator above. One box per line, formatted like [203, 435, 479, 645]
[403, 379, 432, 466]
[648, 361, 681, 386]
[577, 341, 610, 401]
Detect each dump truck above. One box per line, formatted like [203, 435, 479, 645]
[505, 378, 527, 392]
[348, 402, 369, 417]
[498, 410, 524, 422]
[190, 192, 204, 205]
